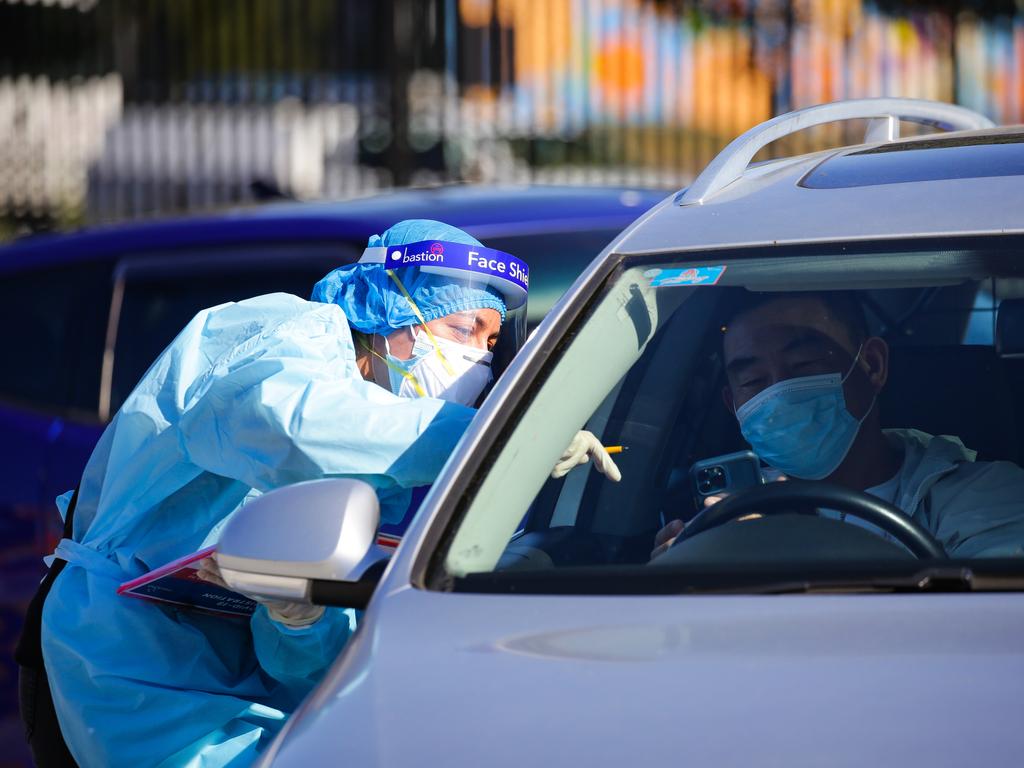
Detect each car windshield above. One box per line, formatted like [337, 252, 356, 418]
[436, 235, 1024, 594]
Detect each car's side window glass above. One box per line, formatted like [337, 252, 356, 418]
[444, 267, 674, 576]
[510, 288, 723, 568]
[485, 230, 625, 325]
[107, 243, 358, 415]
[0, 260, 112, 415]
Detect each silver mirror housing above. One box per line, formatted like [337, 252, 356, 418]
[217, 479, 381, 604]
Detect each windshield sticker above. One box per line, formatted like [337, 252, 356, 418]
[645, 266, 726, 287]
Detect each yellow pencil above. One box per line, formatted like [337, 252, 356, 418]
[604, 445, 628, 455]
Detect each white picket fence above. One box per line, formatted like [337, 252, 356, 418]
[0, 75, 121, 218]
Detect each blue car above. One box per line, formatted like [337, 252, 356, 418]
[0, 184, 663, 763]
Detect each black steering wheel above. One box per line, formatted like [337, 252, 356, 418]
[674, 481, 946, 559]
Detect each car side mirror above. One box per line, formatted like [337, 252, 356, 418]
[217, 479, 387, 609]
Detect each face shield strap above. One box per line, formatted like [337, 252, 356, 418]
[385, 269, 456, 377]
[356, 335, 428, 398]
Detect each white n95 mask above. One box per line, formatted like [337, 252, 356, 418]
[386, 330, 493, 406]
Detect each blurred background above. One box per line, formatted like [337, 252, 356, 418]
[2, 0, 1024, 764]
[2, 0, 1023, 240]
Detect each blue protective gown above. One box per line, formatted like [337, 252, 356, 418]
[41, 292, 476, 767]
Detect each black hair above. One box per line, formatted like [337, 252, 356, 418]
[721, 290, 869, 348]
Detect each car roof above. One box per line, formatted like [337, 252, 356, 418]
[615, 125, 1024, 258]
[0, 185, 667, 272]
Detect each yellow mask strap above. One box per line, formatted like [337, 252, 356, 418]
[357, 336, 427, 399]
[386, 269, 456, 377]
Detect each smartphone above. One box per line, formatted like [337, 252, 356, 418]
[689, 450, 764, 510]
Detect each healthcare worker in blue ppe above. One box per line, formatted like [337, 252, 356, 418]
[27, 219, 622, 768]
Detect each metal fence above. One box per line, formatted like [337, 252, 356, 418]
[2, 0, 1023, 236]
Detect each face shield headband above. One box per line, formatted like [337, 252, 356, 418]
[359, 239, 529, 312]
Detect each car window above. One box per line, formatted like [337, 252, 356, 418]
[0, 259, 112, 415]
[107, 243, 359, 415]
[484, 229, 626, 325]
[435, 237, 1024, 590]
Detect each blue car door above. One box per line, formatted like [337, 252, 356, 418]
[0, 256, 112, 766]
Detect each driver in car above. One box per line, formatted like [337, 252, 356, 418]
[651, 290, 1024, 560]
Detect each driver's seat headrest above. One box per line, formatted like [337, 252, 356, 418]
[997, 298, 1024, 358]
[880, 344, 1018, 463]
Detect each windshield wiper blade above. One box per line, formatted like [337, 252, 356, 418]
[729, 566, 1024, 595]
[453, 561, 1024, 597]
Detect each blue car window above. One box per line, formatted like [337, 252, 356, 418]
[484, 229, 625, 325]
[108, 243, 358, 414]
[0, 260, 112, 414]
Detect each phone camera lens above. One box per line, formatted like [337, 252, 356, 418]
[707, 466, 726, 492]
[696, 466, 727, 494]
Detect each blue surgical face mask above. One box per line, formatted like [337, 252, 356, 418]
[734, 346, 875, 480]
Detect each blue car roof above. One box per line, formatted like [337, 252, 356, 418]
[0, 185, 667, 272]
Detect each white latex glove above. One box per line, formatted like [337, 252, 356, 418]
[198, 556, 325, 628]
[551, 430, 622, 482]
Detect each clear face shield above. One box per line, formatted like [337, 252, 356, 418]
[359, 239, 529, 404]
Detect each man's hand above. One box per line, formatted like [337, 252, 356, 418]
[650, 518, 684, 560]
[650, 494, 729, 560]
[551, 430, 622, 482]
[649, 470, 787, 561]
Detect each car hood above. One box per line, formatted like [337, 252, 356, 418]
[262, 587, 1024, 767]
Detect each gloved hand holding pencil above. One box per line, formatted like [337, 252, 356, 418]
[551, 430, 623, 482]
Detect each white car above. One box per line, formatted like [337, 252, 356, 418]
[220, 99, 1024, 767]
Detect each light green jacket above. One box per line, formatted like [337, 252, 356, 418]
[886, 429, 1024, 558]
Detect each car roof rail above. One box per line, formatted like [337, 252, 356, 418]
[678, 98, 996, 206]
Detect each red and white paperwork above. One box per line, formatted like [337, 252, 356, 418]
[116, 546, 257, 617]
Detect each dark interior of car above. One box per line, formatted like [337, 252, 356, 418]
[501, 285, 1024, 572]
